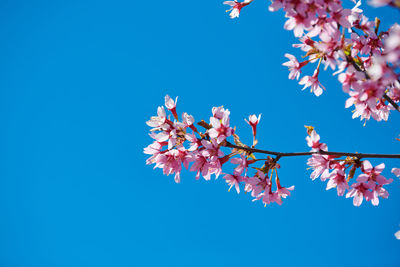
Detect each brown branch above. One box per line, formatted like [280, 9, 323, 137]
[224, 141, 400, 159]
[383, 94, 400, 112]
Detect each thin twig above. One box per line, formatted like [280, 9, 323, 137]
[383, 94, 400, 112]
[224, 141, 400, 159]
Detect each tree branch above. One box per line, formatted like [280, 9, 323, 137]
[224, 141, 400, 159]
[383, 93, 400, 112]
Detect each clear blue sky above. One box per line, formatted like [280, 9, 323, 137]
[1, 1, 400, 266]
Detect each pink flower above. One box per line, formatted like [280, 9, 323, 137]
[212, 106, 229, 120]
[189, 153, 210, 180]
[275, 186, 294, 204]
[299, 69, 325, 96]
[151, 130, 170, 143]
[362, 160, 384, 175]
[369, 185, 389, 206]
[190, 154, 222, 181]
[268, 0, 283, 11]
[395, 229, 400, 240]
[293, 36, 316, 52]
[346, 181, 371, 206]
[245, 172, 293, 206]
[346, 161, 393, 207]
[338, 66, 364, 92]
[165, 95, 178, 120]
[150, 119, 188, 150]
[186, 139, 225, 181]
[202, 140, 225, 178]
[182, 112, 194, 126]
[348, 0, 363, 26]
[231, 154, 250, 175]
[392, 168, 400, 177]
[201, 139, 224, 158]
[244, 114, 261, 138]
[385, 24, 400, 64]
[358, 160, 393, 186]
[307, 154, 334, 181]
[331, 8, 352, 29]
[274, 177, 294, 205]
[249, 176, 274, 205]
[359, 34, 382, 55]
[245, 171, 267, 197]
[368, 0, 391, 7]
[284, 11, 313, 37]
[386, 24, 400, 51]
[261, 187, 277, 205]
[282, 54, 307, 80]
[165, 95, 177, 110]
[153, 147, 191, 184]
[223, 173, 245, 193]
[144, 141, 166, 165]
[182, 112, 198, 132]
[223, 0, 253, 19]
[326, 169, 349, 196]
[184, 132, 201, 152]
[357, 15, 375, 35]
[146, 106, 168, 128]
[345, 80, 387, 122]
[306, 130, 328, 152]
[208, 107, 234, 143]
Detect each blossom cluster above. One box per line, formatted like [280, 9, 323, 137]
[306, 128, 399, 206]
[224, 0, 400, 123]
[145, 96, 399, 207]
[145, 95, 294, 206]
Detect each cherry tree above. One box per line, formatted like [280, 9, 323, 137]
[145, 0, 400, 235]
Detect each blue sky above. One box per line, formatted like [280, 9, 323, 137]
[1, 0, 400, 266]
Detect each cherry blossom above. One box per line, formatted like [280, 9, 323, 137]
[165, 95, 178, 120]
[368, 0, 392, 7]
[338, 66, 364, 93]
[231, 154, 250, 176]
[223, 1, 399, 122]
[208, 107, 234, 144]
[395, 229, 400, 240]
[299, 69, 325, 97]
[306, 130, 328, 152]
[326, 169, 349, 196]
[282, 53, 309, 80]
[305, 130, 395, 206]
[223, 173, 245, 193]
[275, 177, 294, 205]
[307, 154, 334, 181]
[149, 0, 400, 237]
[146, 95, 399, 208]
[223, 0, 253, 19]
[346, 181, 371, 206]
[244, 114, 261, 139]
[145, 95, 299, 206]
[369, 184, 389, 206]
[146, 106, 167, 128]
[358, 160, 393, 187]
[244, 0, 400, 122]
[152, 147, 190, 183]
[392, 168, 400, 177]
[245, 171, 268, 197]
